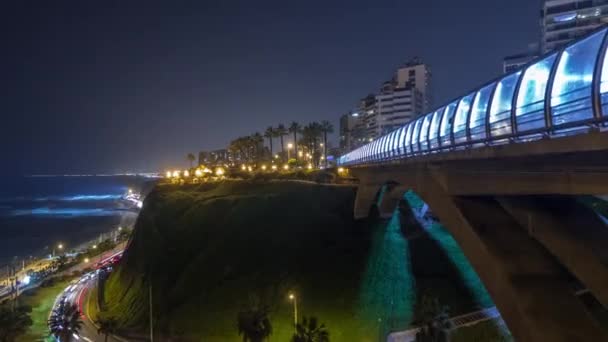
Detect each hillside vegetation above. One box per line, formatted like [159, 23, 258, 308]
[101, 180, 393, 341]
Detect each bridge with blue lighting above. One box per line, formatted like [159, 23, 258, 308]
[338, 28, 608, 342]
[338, 27, 608, 167]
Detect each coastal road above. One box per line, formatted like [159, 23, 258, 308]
[51, 266, 128, 341]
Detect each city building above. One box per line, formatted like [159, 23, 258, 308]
[375, 59, 429, 135]
[542, 0, 608, 53]
[503, 43, 539, 73]
[198, 149, 231, 165]
[338, 58, 431, 153]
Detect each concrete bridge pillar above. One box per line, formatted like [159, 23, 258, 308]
[497, 196, 608, 308]
[351, 168, 608, 341]
[354, 182, 383, 220]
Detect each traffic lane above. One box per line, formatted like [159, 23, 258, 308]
[76, 276, 123, 342]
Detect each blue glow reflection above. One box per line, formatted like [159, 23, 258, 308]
[10, 207, 116, 217]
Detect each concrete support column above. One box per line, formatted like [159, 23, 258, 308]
[416, 175, 607, 342]
[498, 196, 608, 308]
[353, 183, 382, 220]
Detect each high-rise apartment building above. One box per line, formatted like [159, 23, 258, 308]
[338, 59, 431, 153]
[376, 59, 430, 135]
[542, 0, 608, 53]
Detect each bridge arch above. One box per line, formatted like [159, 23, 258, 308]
[350, 167, 608, 342]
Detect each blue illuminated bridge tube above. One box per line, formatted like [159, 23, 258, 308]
[338, 26, 608, 167]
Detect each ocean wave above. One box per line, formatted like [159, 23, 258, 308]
[0, 194, 122, 203]
[8, 207, 118, 217]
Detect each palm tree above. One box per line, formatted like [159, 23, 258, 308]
[289, 122, 301, 162]
[292, 316, 329, 342]
[264, 127, 275, 158]
[303, 122, 322, 167]
[320, 121, 334, 168]
[96, 316, 119, 342]
[237, 305, 272, 342]
[48, 302, 83, 342]
[0, 304, 33, 342]
[276, 124, 288, 161]
[187, 153, 196, 168]
[251, 132, 264, 161]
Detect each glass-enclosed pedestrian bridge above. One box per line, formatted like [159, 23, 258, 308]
[338, 27, 608, 167]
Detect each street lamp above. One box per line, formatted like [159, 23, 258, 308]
[53, 243, 64, 258]
[288, 293, 298, 333]
[287, 143, 293, 159]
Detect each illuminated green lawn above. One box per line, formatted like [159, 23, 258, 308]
[17, 279, 71, 342]
[357, 213, 415, 336]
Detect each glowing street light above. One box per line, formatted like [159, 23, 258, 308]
[274, 154, 279, 159]
[307, 164, 313, 170]
[337, 167, 345, 174]
[288, 293, 298, 333]
[261, 165, 267, 171]
[287, 143, 293, 159]
[298, 151, 303, 157]
[84, 258, 90, 263]
[215, 167, 225, 176]
[320, 143, 324, 147]
[172, 170, 180, 178]
[271, 165, 277, 171]
[183, 170, 190, 177]
[241, 165, 247, 171]
[283, 164, 289, 170]
[247, 166, 253, 172]
[165, 171, 172, 178]
[92, 245, 97, 249]
[195, 169, 202, 177]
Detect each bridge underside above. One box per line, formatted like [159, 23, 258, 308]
[350, 147, 608, 342]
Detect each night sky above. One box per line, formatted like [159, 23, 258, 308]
[1, 1, 541, 175]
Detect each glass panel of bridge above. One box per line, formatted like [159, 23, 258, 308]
[429, 107, 443, 150]
[397, 126, 406, 156]
[489, 71, 521, 138]
[515, 53, 557, 134]
[411, 118, 423, 153]
[405, 123, 414, 155]
[419, 113, 432, 151]
[453, 93, 474, 145]
[392, 130, 400, 156]
[440, 101, 458, 147]
[551, 29, 605, 128]
[387, 131, 396, 157]
[601, 38, 608, 115]
[382, 135, 390, 159]
[470, 83, 495, 142]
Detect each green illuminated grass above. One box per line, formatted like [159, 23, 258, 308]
[101, 181, 388, 341]
[17, 279, 71, 342]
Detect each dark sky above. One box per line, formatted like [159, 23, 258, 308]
[1, 0, 541, 175]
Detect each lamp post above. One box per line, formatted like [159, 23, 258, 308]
[287, 143, 293, 160]
[53, 243, 64, 258]
[288, 293, 298, 334]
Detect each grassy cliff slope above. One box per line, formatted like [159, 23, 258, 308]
[101, 180, 388, 341]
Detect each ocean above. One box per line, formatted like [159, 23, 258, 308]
[0, 175, 153, 268]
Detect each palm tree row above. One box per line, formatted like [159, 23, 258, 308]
[232, 120, 333, 166]
[237, 305, 329, 342]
